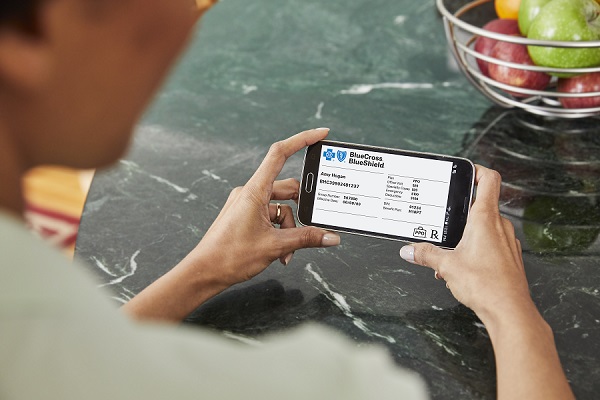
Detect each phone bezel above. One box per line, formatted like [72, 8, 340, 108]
[297, 140, 475, 249]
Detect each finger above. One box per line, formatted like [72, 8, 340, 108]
[211, 186, 243, 226]
[268, 203, 295, 229]
[272, 179, 301, 203]
[400, 243, 450, 271]
[501, 217, 521, 266]
[248, 128, 330, 191]
[472, 165, 502, 213]
[501, 217, 517, 250]
[269, 203, 297, 264]
[501, 217, 525, 270]
[280, 253, 294, 266]
[268, 203, 298, 265]
[275, 226, 340, 255]
[515, 239, 525, 268]
[278, 205, 297, 265]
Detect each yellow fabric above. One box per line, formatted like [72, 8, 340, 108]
[22, 167, 93, 256]
[23, 167, 90, 219]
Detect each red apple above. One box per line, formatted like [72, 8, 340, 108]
[474, 19, 521, 77]
[557, 72, 600, 109]
[488, 41, 551, 97]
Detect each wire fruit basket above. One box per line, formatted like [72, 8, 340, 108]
[437, 0, 600, 119]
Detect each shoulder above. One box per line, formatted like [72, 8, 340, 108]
[0, 211, 115, 317]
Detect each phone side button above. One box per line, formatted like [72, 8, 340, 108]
[305, 173, 314, 193]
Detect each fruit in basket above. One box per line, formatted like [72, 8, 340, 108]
[518, 0, 552, 35]
[557, 72, 600, 108]
[474, 19, 521, 77]
[523, 196, 600, 253]
[488, 41, 552, 97]
[495, 0, 522, 19]
[527, 0, 600, 74]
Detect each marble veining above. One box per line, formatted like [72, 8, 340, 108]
[120, 160, 192, 194]
[201, 170, 227, 183]
[98, 250, 140, 288]
[315, 102, 325, 120]
[148, 175, 190, 194]
[306, 263, 396, 344]
[242, 85, 258, 95]
[91, 257, 117, 277]
[422, 329, 460, 357]
[340, 82, 436, 95]
[393, 15, 407, 25]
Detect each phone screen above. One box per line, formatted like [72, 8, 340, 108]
[298, 141, 475, 248]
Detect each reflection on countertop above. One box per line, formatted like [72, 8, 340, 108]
[463, 108, 600, 256]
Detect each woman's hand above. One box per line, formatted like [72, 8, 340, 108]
[123, 128, 340, 322]
[191, 127, 341, 287]
[400, 165, 575, 400]
[399, 165, 531, 322]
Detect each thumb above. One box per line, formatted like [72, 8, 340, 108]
[278, 227, 341, 255]
[400, 242, 449, 270]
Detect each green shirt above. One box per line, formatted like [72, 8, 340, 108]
[0, 212, 428, 399]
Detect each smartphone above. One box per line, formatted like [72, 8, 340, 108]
[297, 140, 475, 249]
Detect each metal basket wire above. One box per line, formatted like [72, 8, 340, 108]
[437, 0, 600, 119]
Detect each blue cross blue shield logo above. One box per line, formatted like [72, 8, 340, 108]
[336, 150, 347, 162]
[323, 148, 335, 161]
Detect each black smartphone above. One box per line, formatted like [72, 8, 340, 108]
[297, 140, 475, 249]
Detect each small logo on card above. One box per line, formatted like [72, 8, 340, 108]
[413, 226, 427, 239]
[323, 148, 336, 161]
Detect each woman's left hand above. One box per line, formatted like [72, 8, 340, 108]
[191, 127, 340, 287]
[124, 128, 340, 322]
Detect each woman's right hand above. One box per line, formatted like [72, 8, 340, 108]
[399, 165, 533, 323]
[400, 166, 575, 400]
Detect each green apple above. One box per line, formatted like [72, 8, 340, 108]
[527, 0, 600, 74]
[519, 0, 552, 35]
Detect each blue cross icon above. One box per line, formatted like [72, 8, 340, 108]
[323, 148, 336, 161]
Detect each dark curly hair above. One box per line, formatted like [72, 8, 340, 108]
[0, 0, 43, 34]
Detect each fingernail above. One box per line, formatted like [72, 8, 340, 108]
[315, 127, 330, 131]
[284, 253, 294, 265]
[400, 246, 415, 263]
[322, 233, 340, 247]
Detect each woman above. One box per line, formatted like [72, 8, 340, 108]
[0, 0, 573, 399]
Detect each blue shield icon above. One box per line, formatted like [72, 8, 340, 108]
[336, 150, 347, 162]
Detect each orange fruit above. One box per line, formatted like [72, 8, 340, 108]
[495, 0, 521, 19]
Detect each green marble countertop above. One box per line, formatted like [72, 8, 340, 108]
[76, 0, 600, 398]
